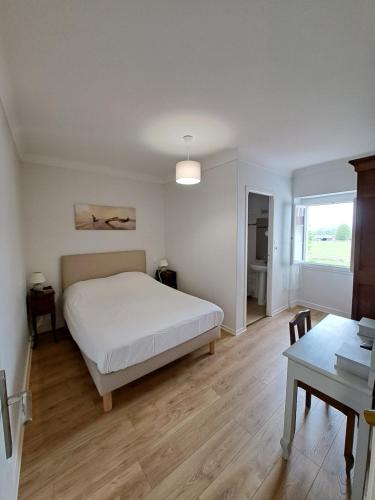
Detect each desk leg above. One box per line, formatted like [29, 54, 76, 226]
[352, 413, 370, 500]
[280, 363, 298, 460]
[31, 314, 37, 350]
[51, 309, 57, 342]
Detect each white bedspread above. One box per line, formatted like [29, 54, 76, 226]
[63, 272, 224, 374]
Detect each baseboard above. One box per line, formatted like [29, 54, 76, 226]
[270, 304, 289, 316]
[290, 299, 350, 318]
[221, 324, 247, 336]
[14, 341, 32, 499]
[235, 327, 248, 336]
[221, 324, 236, 335]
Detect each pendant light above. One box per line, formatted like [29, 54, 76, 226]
[176, 135, 201, 185]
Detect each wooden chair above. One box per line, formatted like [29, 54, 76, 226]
[289, 309, 356, 475]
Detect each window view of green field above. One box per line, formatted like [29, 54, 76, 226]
[306, 202, 353, 267]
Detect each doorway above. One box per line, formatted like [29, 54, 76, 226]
[246, 192, 271, 325]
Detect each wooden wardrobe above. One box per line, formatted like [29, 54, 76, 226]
[349, 155, 375, 320]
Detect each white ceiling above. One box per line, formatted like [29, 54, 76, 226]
[0, 0, 374, 180]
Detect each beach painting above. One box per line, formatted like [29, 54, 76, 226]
[74, 204, 136, 230]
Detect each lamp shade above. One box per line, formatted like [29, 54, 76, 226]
[176, 160, 201, 185]
[29, 272, 46, 286]
[159, 259, 168, 268]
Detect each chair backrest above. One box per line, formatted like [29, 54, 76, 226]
[289, 309, 312, 345]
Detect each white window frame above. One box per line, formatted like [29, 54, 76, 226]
[292, 204, 306, 264]
[292, 191, 356, 273]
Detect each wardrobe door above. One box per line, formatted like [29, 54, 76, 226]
[349, 156, 375, 320]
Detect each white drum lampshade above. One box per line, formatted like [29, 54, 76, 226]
[29, 272, 46, 290]
[159, 259, 169, 269]
[176, 160, 201, 185]
[176, 135, 201, 185]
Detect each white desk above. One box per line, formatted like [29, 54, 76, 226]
[281, 314, 373, 500]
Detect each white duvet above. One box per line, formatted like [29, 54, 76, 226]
[63, 272, 224, 374]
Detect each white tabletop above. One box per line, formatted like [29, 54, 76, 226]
[283, 314, 371, 395]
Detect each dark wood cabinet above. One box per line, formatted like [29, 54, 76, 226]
[28, 289, 57, 348]
[349, 155, 375, 320]
[155, 269, 177, 289]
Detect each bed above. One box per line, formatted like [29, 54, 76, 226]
[61, 250, 223, 411]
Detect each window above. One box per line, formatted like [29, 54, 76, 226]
[293, 193, 355, 269]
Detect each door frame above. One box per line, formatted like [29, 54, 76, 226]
[244, 187, 275, 327]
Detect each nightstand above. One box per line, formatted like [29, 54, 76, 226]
[155, 269, 177, 289]
[28, 289, 57, 349]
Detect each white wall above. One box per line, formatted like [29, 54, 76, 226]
[21, 163, 166, 327]
[293, 157, 357, 197]
[166, 155, 294, 334]
[0, 98, 29, 499]
[292, 158, 357, 317]
[236, 160, 292, 331]
[165, 154, 292, 334]
[297, 266, 353, 317]
[164, 160, 238, 332]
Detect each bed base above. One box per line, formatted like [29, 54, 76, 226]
[209, 340, 215, 354]
[82, 326, 220, 412]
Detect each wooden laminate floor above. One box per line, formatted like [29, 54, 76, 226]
[19, 308, 353, 500]
[246, 297, 266, 326]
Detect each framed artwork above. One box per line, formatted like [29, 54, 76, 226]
[74, 204, 136, 230]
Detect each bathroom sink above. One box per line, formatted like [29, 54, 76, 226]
[250, 263, 267, 306]
[250, 263, 267, 272]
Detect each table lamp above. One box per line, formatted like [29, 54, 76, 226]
[159, 259, 168, 271]
[29, 272, 46, 291]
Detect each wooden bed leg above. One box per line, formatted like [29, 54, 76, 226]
[209, 340, 216, 355]
[102, 392, 112, 412]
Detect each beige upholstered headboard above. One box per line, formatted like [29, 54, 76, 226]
[61, 250, 146, 289]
